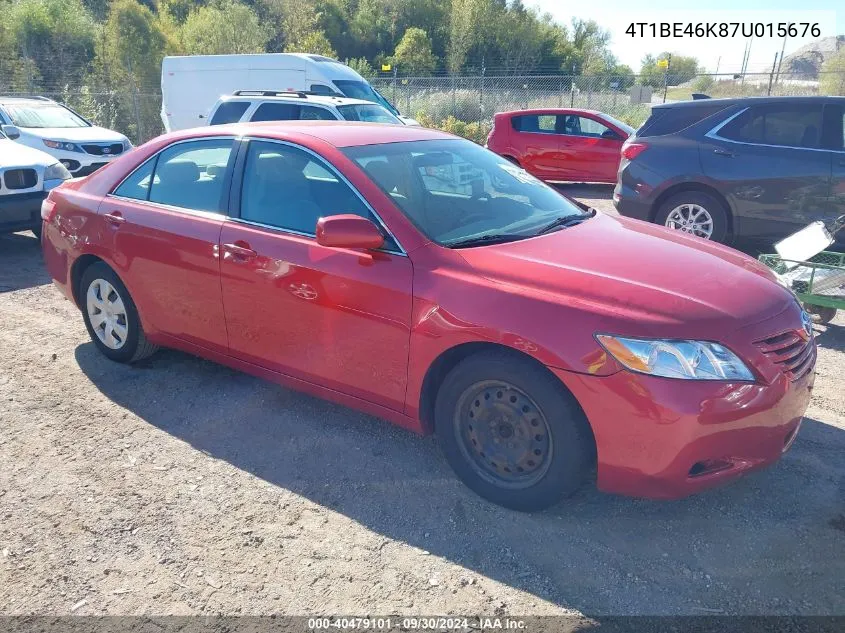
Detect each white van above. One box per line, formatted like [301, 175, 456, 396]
[161, 53, 413, 131]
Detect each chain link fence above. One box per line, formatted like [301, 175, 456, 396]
[1, 47, 842, 145]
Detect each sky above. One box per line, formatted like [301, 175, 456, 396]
[530, 0, 841, 74]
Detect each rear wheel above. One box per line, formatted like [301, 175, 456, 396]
[80, 262, 158, 363]
[655, 191, 729, 243]
[434, 351, 592, 511]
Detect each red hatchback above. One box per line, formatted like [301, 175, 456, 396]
[486, 108, 633, 184]
[42, 122, 814, 511]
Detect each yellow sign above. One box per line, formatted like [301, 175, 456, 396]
[657, 59, 669, 69]
[381, 63, 392, 72]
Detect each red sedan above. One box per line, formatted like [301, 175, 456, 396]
[42, 122, 814, 511]
[486, 108, 633, 184]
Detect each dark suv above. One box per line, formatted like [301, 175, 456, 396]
[614, 96, 845, 244]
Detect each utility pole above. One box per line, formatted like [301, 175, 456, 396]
[662, 54, 672, 104]
[775, 29, 789, 84]
[767, 52, 778, 95]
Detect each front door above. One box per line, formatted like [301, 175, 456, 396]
[219, 139, 413, 411]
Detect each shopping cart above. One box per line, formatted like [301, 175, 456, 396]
[758, 215, 845, 325]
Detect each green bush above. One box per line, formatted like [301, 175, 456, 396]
[415, 113, 490, 145]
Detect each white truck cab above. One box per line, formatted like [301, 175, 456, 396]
[161, 53, 417, 131]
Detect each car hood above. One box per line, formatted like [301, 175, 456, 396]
[456, 213, 794, 338]
[0, 138, 55, 168]
[20, 126, 126, 143]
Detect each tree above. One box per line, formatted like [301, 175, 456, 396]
[286, 30, 336, 57]
[345, 57, 376, 79]
[391, 27, 437, 75]
[819, 46, 845, 96]
[181, 0, 268, 55]
[447, 0, 485, 73]
[3, 0, 96, 91]
[640, 52, 700, 88]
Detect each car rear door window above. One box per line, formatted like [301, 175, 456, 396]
[250, 103, 300, 122]
[239, 140, 398, 250]
[638, 104, 730, 137]
[113, 157, 156, 201]
[718, 105, 824, 149]
[147, 139, 234, 212]
[511, 114, 558, 134]
[209, 101, 250, 126]
[299, 106, 337, 120]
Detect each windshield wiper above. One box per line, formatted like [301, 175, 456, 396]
[535, 208, 596, 235]
[445, 233, 526, 248]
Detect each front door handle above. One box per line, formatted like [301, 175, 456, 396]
[104, 211, 125, 226]
[713, 148, 735, 158]
[222, 242, 257, 261]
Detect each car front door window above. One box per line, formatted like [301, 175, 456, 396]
[238, 140, 398, 250]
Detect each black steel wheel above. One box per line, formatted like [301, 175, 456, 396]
[454, 380, 553, 489]
[435, 351, 593, 511]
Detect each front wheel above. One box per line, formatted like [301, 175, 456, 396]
[804, 304, 837, 325]
[655, 191, 729, 243]
[434, 352, 593, 511]
[80, 262, 159, 363]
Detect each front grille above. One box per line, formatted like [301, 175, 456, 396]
[3, 169, 37, 190]
[754, 330, 815, 381]
[81, 143, 124, 156]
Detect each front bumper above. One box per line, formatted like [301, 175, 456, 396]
[0, 191, 46, 233]
[555, 363, 814, 499]
[47, 148, 121, 177]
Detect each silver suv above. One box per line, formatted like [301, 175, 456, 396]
[205, 91, 407, 126]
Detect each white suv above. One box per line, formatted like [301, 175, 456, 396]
[0, 96, 132, 178]
[206, 91, 410, 126]
[0, 126, 70, 236]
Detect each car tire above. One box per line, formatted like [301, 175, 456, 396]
[804, 304, 837, 325]
[80, 262, 159, 363]
[655, 191, 729, 243]
[434, 351, 593, 511]
[503, 155, 521, 167]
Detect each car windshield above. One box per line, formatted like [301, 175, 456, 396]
[600, 113, 635, 136]
[5, 103, 89, 128]
[336, 104, 402, 124]
[332, 80, 398, 114]
[343, 139, 589, 247]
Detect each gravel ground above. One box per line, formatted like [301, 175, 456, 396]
[1, 190, 843, 617]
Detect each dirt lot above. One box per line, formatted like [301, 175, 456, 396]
[1, 188, 844, 617]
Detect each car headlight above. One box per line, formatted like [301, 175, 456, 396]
[596, 335, 755, 381]
[44, 162, 72, 181]
[43, 139, 80, 152]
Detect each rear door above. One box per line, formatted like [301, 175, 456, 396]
[103, 138, 236, 353]
[509, 113, 565, 180]
[557, 114, 626, 183]
[700, 103, 832, 240]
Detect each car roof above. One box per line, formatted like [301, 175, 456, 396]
[653, 95, 845, 110]
[0, 95, 56, 105]
[177, 120, 454, 148]
[497, 108, 608, 117]
[219, 92, 375, 108]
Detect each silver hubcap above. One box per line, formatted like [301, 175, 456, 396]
[665, 204, 714, 239]
[86, 279, 128, 350]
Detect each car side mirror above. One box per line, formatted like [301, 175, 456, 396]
[601, 129, 624, 141]
[316, 214, 385, 250]
[1, 124, 21, 140]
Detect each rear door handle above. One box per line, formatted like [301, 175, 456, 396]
[713, 148, 735, 158]
[104, 211, 125, 226]
[222, 242, 257, 261]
